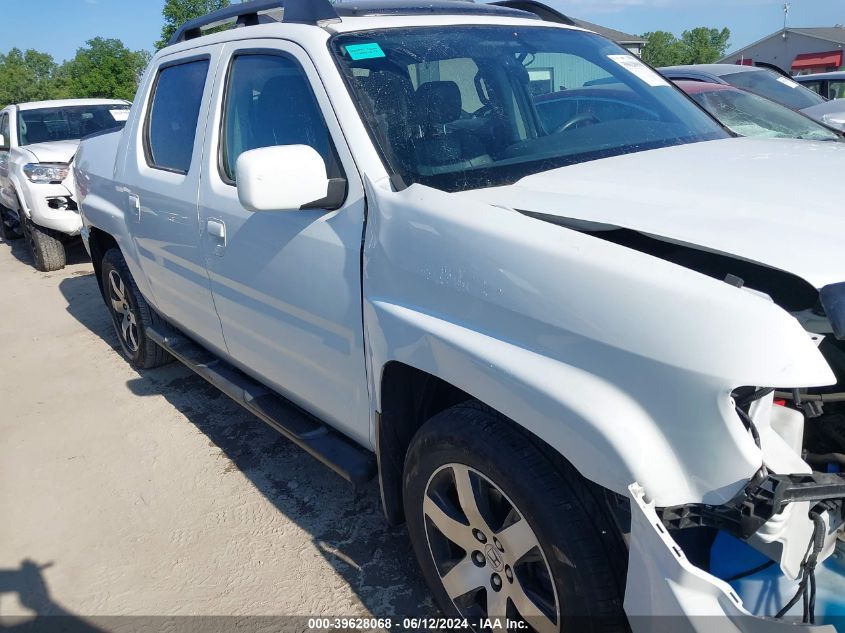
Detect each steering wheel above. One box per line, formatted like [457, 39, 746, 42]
[473, 103, 495, 120]
[553, 112, 601, 134]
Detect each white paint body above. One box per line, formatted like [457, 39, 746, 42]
[0, 99, 129, 235]
[457, 136, 845, 290]
[72, 13, 845, 629]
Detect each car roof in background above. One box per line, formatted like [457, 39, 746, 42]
[795, 71, 845, 81]
[661, 64, 763, 77]
[674, 80, 735, 94]
[16, 99, 130, 112]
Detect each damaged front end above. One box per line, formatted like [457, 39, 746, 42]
[788, 281, 845, 478]
[819, 283, 845, 342]
[627, 481, 845, 632]
[627, 384, 845, 631]
[508, 205, 845, 629]
[618, 274, 845, 629]
[371, 175, 845, 629]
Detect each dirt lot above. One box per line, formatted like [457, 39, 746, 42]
[0, 236, 432, 624]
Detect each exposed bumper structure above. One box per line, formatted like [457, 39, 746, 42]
[626, 484, 845, 632]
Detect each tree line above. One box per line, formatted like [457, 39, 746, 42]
[0, 40, 150, 107]
[640, 27, 732, 67]
[0, 0, 729, 108]
[0, 0, 230, 108]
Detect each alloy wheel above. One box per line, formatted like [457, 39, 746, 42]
[108, 269, 140, 353]
[423, 463, 560, 633]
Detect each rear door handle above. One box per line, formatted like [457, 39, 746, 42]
[206, 218, 226, 255]
[127, 193, 140, 222]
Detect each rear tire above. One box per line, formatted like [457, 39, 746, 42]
[404, 402, 629, 633]
[23, 217, 66, 271]
[101, 248, 172, 369]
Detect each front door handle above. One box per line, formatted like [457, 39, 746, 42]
[206, 218, 226, 256]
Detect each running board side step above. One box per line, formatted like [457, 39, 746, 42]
[146, 324, 377, 486]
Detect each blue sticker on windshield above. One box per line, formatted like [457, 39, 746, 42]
[345, 42, 386, 60]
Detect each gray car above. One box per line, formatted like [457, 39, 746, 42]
[794, 71, 845, 100]
[661, 63, 845, 131]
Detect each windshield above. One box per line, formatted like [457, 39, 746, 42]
[332, 26, 728, 192]
[17, 104, 130, 145]
[720, 70, 825, 111]
[690, 88, 840, 141]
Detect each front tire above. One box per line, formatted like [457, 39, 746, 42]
[101, 248, 172, 369]
[404, 402, 628, 633]
[22, 216, 66, 271]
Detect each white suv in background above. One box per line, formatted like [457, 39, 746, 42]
[0, 99, 130, 270]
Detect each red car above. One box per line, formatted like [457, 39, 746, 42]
[675, 80, 842, 141]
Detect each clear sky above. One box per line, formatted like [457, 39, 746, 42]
[2, 0, 844, 63]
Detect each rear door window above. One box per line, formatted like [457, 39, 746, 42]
[145, 59, 210, 174]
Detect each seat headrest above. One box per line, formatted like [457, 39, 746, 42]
[252, 73, 326, 152]
[256, 74, 314, 118]
[415, 81, 462, 125]
[23, 121, 50, 144]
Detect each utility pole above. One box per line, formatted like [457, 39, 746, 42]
[783, 3, 791, 31]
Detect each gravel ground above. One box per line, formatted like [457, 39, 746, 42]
[0, 235, 433, 626]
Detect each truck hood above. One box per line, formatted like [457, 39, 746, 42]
[802, 99, 845, 132]
[22, 139, 78, 164]
[456, 137, 845, 290]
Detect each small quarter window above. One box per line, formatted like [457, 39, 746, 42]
[220, 53, 340, 182]
[146, 59, 209, 173]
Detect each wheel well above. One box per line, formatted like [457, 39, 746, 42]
[87, 227, 119, 299]
[377, 362, 471, 525]
[8, 183, 25, 215]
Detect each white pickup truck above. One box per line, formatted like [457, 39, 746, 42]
[73, 0, 845, 630]
[0, 98, 130, 270]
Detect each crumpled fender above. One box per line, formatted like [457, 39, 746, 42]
[363, 180, 834, 507]
[6, 172, 30, 218]
[6, 147, 41, 218]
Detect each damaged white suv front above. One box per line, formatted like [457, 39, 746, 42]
[0, 99, 129, 270]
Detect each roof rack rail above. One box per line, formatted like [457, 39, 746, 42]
[332, 0, 535, 19]
[490, 1, 576, 26]
[168, 0, 339, 46]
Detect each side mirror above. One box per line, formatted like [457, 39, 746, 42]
[236, 145, 329, 212]
[0, 134, 7, 150]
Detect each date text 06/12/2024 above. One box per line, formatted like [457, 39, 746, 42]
[306, 618, 530, 630]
